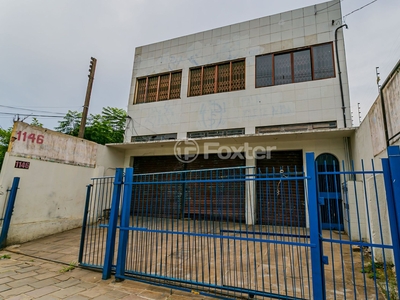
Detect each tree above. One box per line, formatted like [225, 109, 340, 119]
[30, 117, 43, 127]
[55, 107, 127, 145]
[54, 110, 82, 136]
[0, 127, 12, 171]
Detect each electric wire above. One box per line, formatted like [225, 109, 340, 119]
[0, 105, 65, 115]
[0, 112, 66, 118]
[342, 0, 378, 20]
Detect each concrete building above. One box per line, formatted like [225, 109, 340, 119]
[108, 0, 354, 228]
[1, 0, 365, 244]
[0, 0, 398, 262]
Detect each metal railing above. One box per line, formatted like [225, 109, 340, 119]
[109, 166, 314, 299]
[317, 158, 398, 299]
[79, 174, 121, 269]
[0, 177, 20, 249]
[81, 146, 400, 299]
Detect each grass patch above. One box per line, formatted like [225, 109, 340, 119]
[60, 261, 77, 273]
[0, 254, 11, 259]
[361, 259, 398, 299]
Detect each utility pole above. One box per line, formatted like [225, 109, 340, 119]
[78, 57, 97, 138]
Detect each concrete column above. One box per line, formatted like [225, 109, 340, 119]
[246, 156, 256, 225]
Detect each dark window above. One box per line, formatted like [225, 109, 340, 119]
[313, 43, 334, 79]
[274, 53, 292, 85]
[134, 71, 182, 104]
[188, 59, 245, 97]
[255, 55, 273, 87]
[256, 43, 334, 87]
[293, 49, 312, 82]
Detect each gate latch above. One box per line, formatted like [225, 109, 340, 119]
[318, 197, 325, 205]
[322, 256, 329, 265]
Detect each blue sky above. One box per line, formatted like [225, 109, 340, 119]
[0, 0, 398, 129]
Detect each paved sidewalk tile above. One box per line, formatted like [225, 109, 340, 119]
[50, 286, 86, 298]
[0, 284, 34, 298]
[7, 277, 39, 288]
[1, 228, 212, 300]
[25, 286, 61, 298]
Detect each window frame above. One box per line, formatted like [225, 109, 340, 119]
[255, 42, 335, 88]
[188, 58, 246, 97]
[134, 70, 182, 104]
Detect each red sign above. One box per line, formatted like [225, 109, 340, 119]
[14, 161, 30, 169]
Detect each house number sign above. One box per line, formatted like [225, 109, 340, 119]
[14, 160, 30, 169]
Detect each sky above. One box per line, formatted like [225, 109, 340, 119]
[0, 0, 399, 130]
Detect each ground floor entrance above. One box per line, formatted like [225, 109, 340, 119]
[78, 148, 400, 299]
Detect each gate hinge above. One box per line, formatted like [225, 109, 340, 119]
[344, 203, 350, 209]
[322, 256, 329, 265]
[318, 197, 325, 205]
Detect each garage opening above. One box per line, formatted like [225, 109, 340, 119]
[256, 150, 306, 227]
[131, 154, 246, 222]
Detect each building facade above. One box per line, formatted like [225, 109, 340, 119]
[114, 0, 354, 227]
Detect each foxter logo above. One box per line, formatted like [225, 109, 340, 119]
[174, 139, 199, 163]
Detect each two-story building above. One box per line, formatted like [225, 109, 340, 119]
[110, 0, 354, 227]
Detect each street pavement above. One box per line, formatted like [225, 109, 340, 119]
[0, 227, 209, 300]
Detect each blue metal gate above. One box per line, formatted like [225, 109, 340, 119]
[80, 147, 400, 299]
[78, 171, 123, 270]
[111, 166, 316, 299]
[0, 177, 20, 249]
[316, 151, 400, 299]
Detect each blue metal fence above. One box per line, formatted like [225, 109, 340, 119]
[0, 177, 20, 249]
[81, 147, 400, 299]
[79, 171, 122, 270]
[103, 166, 315, 299]
[316, 152, 399, 299]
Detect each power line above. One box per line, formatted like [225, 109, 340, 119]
[4, 105, 81, 109]
[0, 105, 66, 115]
[331, 0, 379, 24]
[0, 112, 65, 118]
[343, 0, 378, 20]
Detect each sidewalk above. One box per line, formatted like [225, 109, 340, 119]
[0, 228, 208, 300]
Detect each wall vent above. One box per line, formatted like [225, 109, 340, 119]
[131, 133, 177, 142]
[187, 128, 245, 138]
[256, 121, 337, 134]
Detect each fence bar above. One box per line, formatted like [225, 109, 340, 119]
[305, 152, 325, 300]
[388, 146, 400, 236]
[102, 168, 123, 280]
[382, 159, 400, 298]
[0, 177, 20, 249]
[115, 167, 134, 281]
[383, 146, 400, 296]
[78, 184, 92, 264]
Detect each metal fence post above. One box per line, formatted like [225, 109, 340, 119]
[102, 168, 123, 280]
[387, 146, 400, 235]
[0, 177, 20, 250]
[115, 167, 134, 281]
[382, 145, 400, 295]
[306, 152, 325, 300]
[78, 183, 92, 264]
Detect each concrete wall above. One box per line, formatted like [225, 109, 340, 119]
[350, 62, 400, 263]
[383, 65, 400, 141]
[0, 123, 124, 245]
[126, 0, 351, 141]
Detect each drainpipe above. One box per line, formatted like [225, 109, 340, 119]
[335, 24, 348, 128]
